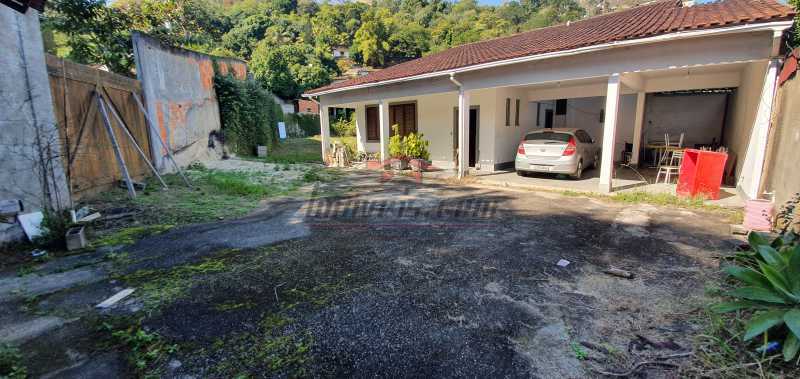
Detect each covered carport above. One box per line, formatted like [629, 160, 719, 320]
[508, 60, 777, 200]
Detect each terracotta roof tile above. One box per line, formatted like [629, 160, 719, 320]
[307, 0, 795, 95]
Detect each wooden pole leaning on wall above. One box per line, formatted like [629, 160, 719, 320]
[95, 89, 137, 199]
[131, 93, 193, 189]
[98, 86, 168, 190]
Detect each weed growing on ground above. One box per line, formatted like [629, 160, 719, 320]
[207, 312, 311, 377]
[0, 344, 26, 379]
[102, 319, 176, 377]
[570, 341, 588, 360]
[16, 264, 36, 277]
[120, 257, 229, 311]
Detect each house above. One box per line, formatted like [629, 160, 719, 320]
[332, 46, 350, 59]
[297, 99, 319, 115]
[304, 0, 795, 199]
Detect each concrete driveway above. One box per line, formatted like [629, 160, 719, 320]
[1, 170, 737, 378]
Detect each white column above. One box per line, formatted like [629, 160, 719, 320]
[354, 104, 366, 153]
[599, 73, 621, 193]
[741, 58, 780, 198]
[630, 91, 646, 166]
[319, 104, 330, 164]
[457, 89, 470, 178]
[378, 100, 390, 163]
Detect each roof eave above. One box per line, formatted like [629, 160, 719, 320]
[304, 20, 794, 98]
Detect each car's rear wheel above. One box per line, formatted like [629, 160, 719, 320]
[571, 160, 583, 180]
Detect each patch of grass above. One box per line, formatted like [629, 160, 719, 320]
[92, 224, 174, 248]
[204, 171, 270, 197]
[102, 320, 176, 377]
[208, 313, 311, 377]
[558, 189, 743, 222]
[570, 341, 588, 360]
[0, 343, 26, 379]
[264, 137, 323, 164]
[120, 257, 230, 311]
[16, 264, 36, 277]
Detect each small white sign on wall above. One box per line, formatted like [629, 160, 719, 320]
[278, 122, 287, 139]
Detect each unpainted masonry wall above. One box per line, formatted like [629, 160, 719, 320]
[1, 7, 70, 243]
[133, 32, 248, 170]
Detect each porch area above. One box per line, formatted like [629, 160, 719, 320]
[314, 25, 783, 205]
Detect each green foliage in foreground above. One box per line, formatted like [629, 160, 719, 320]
[103, 320, 176, 376]
[713, 232, 800, 362]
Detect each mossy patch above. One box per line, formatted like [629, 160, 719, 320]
[205, 313, 311, 378]
[119, 257, 230, 311]
[92, 224, 174, 248]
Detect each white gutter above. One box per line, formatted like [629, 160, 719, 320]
[304, 20, 793, 97]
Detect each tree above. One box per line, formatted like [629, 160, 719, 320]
[351, 9, 390, 67]
[221, 13, 273, 59]
[250, 42, 334, 99]
[42, 0, 134, 73]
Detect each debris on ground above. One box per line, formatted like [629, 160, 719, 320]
[17, 211, 44, 241]
[97, 288, 136, 309]
[602, 267, 634, 279]
[556, 259, 570, 267]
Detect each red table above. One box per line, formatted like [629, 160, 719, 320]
[677, 149, 728, 200]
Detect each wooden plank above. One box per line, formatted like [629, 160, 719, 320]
[45, 55, 141, 93]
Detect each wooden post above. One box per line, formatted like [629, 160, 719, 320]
[99, 88, 168, 189]
[96, 91, 136, 198]
[132, 93, 192, 188]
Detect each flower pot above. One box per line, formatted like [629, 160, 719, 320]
[409, 159, 428, 172]
[390, 158, 409, 170]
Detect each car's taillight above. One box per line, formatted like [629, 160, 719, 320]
[562, 136, 576, 156]
[517, 142, 526, 155]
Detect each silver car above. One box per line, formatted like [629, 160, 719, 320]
[515, 128, 600, 179]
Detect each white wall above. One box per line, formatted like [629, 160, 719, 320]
[726, 61, 769, 190]
[642, 93, 727, 148]
[493, 87, 535, 168]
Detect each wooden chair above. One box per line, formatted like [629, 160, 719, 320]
[656, 149, 684, 184]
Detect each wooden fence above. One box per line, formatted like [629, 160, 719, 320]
[46, 55, 153, 200]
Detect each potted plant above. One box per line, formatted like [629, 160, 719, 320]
[388, 125, 409, 170]
[404, 132, 430, 172]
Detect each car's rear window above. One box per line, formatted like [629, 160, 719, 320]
[524, 132, 571, 142]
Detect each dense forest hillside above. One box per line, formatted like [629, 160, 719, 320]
[41, 0, 633, 99]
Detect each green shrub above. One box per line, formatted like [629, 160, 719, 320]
[713, 232, 800, 362]
[403, 132, 429, 160]
[388, 125, 405, 159]
[331, 115, 355, 137]
[214, 72, 282, 156]
[387, 125, 430, 161]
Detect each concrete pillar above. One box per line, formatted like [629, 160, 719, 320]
[457, 89, 470, 178]
[354, 103, 366, 153]
[379, 100, 390, 163]
[631, 91, 646, 166]
[599, 74, 621, 193]
[319, 105, 330, 164]
[742, 58, 780, 198]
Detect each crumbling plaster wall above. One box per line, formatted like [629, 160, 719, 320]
[133, 32, 248, 171]
[1, 7, 70, 242]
